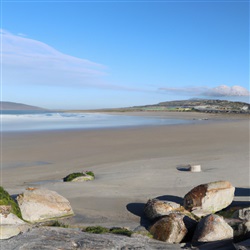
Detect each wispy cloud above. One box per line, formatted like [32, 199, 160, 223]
[159, 86, 208, 95]
[1, 29, 112, 88]
[159, 85, 250, 97]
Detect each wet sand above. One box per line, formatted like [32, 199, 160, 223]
[1, 112, 249, 228]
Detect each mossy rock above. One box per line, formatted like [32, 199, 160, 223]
[85, 226, 109, 234]
[216, 207, 241, 218]
[84, 226, 133, 237]
[85, 171, 95, 178]
[109, 227, 133, 237]
[0, 186, 22, 219]
[63, 171, 95, 182]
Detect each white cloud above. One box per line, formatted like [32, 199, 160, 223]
[1, 29, 111, 88]
[203, 85, 250, 97]
[159, 85, 250, 97]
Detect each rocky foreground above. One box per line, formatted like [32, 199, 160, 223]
[1, 226, 249, 250]
[1, 180, 249, 249]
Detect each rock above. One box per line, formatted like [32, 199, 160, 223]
[0, 187, 22, 219]
[149, 213, 188, 243]
[63, 171, 95, 182]
[232, 220, 250, 242]
[193, 214, 233, 242]
[0, 211, 25, 225]
[188, 164, 201, 172]
[132, 225, 152, 237]
[71, 175, 94, 182]
[184, 181, 235, 217]
[0, 207, 30, 239]
[234, 239, 250, 250]
[0, 225, 22, 240]
[144, 199, 181, 220]
[0, 226, 186, 250]
[245, 221, 250, 233]
[17, 188, 74, 223]
[233, 207, 250, 221]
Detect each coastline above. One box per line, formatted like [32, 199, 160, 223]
[1, 111, 249, 229]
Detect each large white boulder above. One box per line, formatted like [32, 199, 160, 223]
[184, 181, 235, 217]
[17, 188, 74, 223]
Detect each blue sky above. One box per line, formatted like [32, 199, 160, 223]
[1, 0, 249, 109]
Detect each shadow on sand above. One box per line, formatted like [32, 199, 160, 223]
[231, 187, 250, 207]
[126, 202, 150, 228]
[176, 165, 190, 172]
[155, 195, 184, 205]
[234, 187, 250, 197]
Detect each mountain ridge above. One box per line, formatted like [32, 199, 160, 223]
[1, 99, 250, 114]
[0, 101, 46, 110]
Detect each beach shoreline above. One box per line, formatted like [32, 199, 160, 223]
[1, 111, 249, 229]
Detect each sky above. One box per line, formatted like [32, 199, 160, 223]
[1, 0, 249, 109]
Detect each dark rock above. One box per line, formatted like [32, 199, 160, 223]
[149, 213, 187, 243]
[234, 239, 250, 250]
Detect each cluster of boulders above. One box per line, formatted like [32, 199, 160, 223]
[144, 180, 250, 245]
[0, 179, 249, 249]
[0, 187, 74, 239]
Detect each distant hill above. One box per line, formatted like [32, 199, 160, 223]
[0, 101, 46, 110]
[131, 99, 250, 114]
[70, 99, 250, 114]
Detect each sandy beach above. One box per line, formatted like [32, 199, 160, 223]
[1, 112, 249, 229]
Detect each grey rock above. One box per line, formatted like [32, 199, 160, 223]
[233, 207, 250, 221]
[227, 207, 250, 242]
[234, 239, 250, 250]
[193, 214, 233, 242]
[233, 221, 250, 242]
[0, 226, 187, 250]
[0, 207, 30, 240]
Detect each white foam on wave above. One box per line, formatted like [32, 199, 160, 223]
[1, 112, 191, 132]
[1, 112, 111, 131]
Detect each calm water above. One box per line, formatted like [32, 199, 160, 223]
[1, 110, 192, 132]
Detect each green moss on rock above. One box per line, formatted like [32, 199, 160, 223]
[109, 227, 133, 237]
[63, 172, 84, 182]
[0, 186, 22, 219]
[85, 171, 95, 178]
[84, 226, 133, 237]
[63, 171, 95, 182]
[85, 226, 109, 234]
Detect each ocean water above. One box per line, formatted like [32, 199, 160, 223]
[1, 110, 192, 132]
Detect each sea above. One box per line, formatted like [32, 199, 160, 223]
[1, 110, 193, 132]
